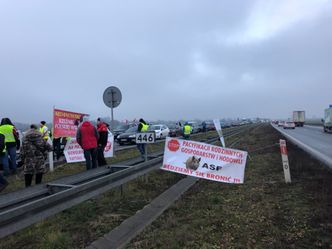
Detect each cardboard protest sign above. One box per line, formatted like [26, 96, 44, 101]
[162, 137, 247, 184]
[64, 133, 114, 163]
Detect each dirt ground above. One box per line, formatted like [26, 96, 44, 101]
[128, 124, 332, 249]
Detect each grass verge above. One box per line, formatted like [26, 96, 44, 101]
[128, 124, 332, 249]
[0, 130, 225, 249]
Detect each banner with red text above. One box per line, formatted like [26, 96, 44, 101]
[64, 133, 114, 163]
[162, 137, 247, 184]
[53, 108, 87, 138]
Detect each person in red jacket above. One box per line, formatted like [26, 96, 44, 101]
[96, 118, 109, 166]
[76, 116, 99, 170]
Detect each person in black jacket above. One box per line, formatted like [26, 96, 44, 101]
[0, 132, 9, 192]
[137, 118, 149, 159]
[96, 118, 108, 166]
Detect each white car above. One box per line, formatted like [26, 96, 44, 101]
[277, 121, 285, 127]
[148, 124, 170, 139]
[283, 121, 295, 129]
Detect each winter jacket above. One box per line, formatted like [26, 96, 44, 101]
[21, 129, 52, 174]
[137, 120, 148, 132]
[0, 133, 5, 155]
[76, 121, 99, 150]
[0, 124, 19, 149]
[97, 123, 108, 147]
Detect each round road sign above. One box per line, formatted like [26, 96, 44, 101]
[103, 86, 122, 108]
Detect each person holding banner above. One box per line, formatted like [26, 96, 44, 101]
[76, 116, 99, 170]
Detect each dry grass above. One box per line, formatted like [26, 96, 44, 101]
[128, 124, 332, 249]
[0, 130, 224, 249]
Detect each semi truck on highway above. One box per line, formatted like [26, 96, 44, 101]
[323, 105, 332, 133]
[293, 111, 305, 127]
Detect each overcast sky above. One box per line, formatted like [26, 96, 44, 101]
[1, 0, 332, 123]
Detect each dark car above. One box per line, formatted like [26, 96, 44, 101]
[113, 123, 136, 140]
[188, 122, 200, 134]
[205, 122, 215, 131]
[116, 126, 138, 145]
[168, 124, 181, 137]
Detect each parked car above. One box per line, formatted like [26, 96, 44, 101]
[168, 124, 181, 137]
[113, 123, 136, 140]
[221, 122, 231, 128]
[188, 122, 200, 134]
[205, 121, 215, 131]
[116, 126, 138, 145]
[283, 121, 295, 129]
[148, 124, 170, 139]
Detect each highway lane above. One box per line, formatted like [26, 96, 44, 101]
[273, 124, 332, 167]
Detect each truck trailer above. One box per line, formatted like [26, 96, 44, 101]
[293, 111, 305, 127]
[323, 105, 332, 133]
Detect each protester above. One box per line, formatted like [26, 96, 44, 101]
[137, 118, 149, 159]
[21, 124, 52, 187]
[76, 116, 99, 170]
[53, 137, 61, 160]
[97, 118, 108, 166]
[202, 121, 207, 133]
[0, 131, 9, 192]
[39, 121, 50, 141]
[0, 118, 20, 176]
[183, 122, 192, 139]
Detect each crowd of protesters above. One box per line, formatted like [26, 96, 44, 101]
[0, 116, 111, 192]
[0, 115, 196, 192]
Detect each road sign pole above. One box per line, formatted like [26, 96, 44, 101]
[110, 90, 114, 132]
[111, 106, 114, 133]
[103, 86, 122, 133]
[145, 144, 147, 162]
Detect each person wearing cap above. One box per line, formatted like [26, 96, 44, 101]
[21, 124, 53, 187]
[137, 118, 149, 158]
[76, 116, 99, 170]
[96, 118, 108, 166]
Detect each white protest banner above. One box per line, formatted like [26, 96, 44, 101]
[162, 137, 248, 184]
[64, 133, 114, 163]
[213, 119, 225, 147]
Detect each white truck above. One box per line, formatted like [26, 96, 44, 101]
[293, 111, 305, 127]
[323, 105, 332, 133]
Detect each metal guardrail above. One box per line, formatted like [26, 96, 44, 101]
[271, 124, 332, 170]
[0, 125, 253, 238]
[87, 126, 252, 249]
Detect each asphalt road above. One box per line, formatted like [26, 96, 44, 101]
[273, 124, 332, 165]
